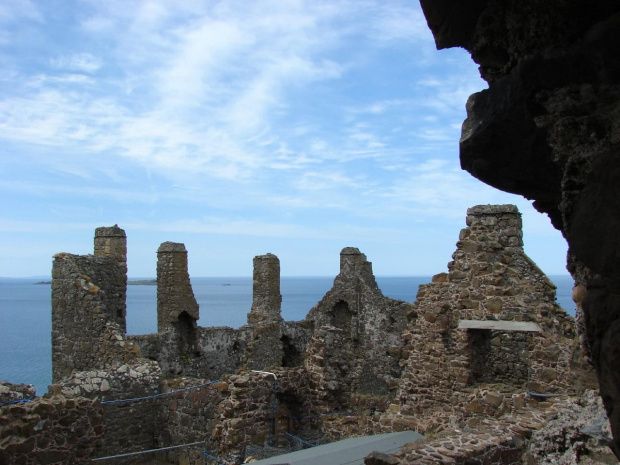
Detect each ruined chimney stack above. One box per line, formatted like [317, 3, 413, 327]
[157, 242, 199, 332]
[464, 205, 523, 248]
[94, 225, 127, 331]
[247, 253, 282, 326]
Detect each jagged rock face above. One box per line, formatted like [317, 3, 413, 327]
[419, 0, 620, 455]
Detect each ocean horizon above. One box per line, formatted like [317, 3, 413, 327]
[0, 275, 576, 396]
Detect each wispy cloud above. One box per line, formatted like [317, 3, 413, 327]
[0, 1, 568, 277]
[50, 53, 103, 73]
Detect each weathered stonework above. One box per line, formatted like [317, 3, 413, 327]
[94, 225, 127, 331]
[418, 1, 620, 455]
[394, 205, 591, 428]
[0, 385, 104, 465]
[51, 245, 138, 383]
[306, 248, 411, 398]
[248, 253, 283, 326]
[2, 206, 599, 464]
[157, 242, 199, 333]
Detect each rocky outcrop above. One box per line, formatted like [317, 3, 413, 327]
[419, 0, 620, 456]
[526, 390, 616, 464]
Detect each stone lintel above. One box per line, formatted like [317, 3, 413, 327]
[458, 319, 541, 332]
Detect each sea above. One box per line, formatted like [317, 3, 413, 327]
[0, 275, 576, 396]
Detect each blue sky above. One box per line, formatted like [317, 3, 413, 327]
[0, 0, 569, 278]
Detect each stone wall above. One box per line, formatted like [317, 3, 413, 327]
[394, 205, 593, 426]
[0, 380, 35, 403]
[0, 391, 103, 465]
[306, 248, 412, 399]
[212, 372, 277, 456]
[51, 251, 138, 383]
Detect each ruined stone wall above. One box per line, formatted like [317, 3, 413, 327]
[0, 381, 35, 403]
[395, 205, 591, 424]
[0, 393, 103, 465]
[305, 248, 412, 401]
[51, 253, 138, 383]
[212, 372, 276, 456]
[154, 378, 226, 463]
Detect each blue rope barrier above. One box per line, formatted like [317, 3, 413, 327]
[283, 431, 316, 448]
[292, 411, 351, 420]
[0, 397, 35, 406]
[203, 450, 230, 463]
[526, 390, 567, 398]
[101, 379, 221, 405]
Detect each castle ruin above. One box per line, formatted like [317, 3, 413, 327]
[1, 205, 598, 464]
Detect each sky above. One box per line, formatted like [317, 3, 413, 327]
[0, 0, 570, 278]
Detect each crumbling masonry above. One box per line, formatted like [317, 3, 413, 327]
[1, 205, 597, 464]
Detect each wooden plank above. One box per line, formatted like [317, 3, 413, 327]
[458, 320, 541, 332]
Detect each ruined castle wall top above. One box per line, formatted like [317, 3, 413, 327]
[157, 241, 199, 332]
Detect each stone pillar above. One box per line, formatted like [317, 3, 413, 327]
[247, 254, 282, 326]
[94, 225, 127, 332]
[157, 242, 199, 332]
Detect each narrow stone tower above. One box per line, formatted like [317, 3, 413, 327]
[156, 242, 199, 333]
[247, 253, 283, 326]
[94, 225, 127, 331]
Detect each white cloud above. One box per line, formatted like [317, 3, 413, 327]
[0, 0, 569, 278]
[50, 53, 103, 73]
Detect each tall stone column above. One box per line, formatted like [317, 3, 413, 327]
[94, 225, 127, 332]
[247, 253, 282, 326]
[157, 242, 199, 333]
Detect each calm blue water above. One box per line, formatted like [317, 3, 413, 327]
[0, 275, 575, 396]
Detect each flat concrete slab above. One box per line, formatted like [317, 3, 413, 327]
[458, 320, 541, 332]
[249, 431, 423, 465]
